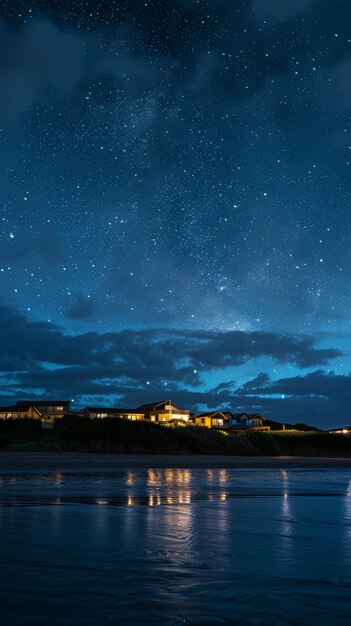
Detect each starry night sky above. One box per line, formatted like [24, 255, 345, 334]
[1, 0, 351, 427]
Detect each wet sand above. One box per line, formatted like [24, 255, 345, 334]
[0, 451, 350, 472]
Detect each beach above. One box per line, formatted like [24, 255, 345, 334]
[0, 451, 351, 472]
[1, 461, 350, 625]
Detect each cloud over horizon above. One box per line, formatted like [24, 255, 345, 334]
[0, 306, 348, 427]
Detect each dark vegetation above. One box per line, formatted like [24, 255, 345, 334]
[0, 419, 43, 449]
[263, 418, 320, 431]
[54, 416, 236, 454]
[0, 416, 350, 457]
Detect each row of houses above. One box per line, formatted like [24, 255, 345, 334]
[0, 399, 270, 431]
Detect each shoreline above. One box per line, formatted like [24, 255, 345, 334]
[0, 451, 351, 472]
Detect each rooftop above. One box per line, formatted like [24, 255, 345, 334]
[137, 400, 183, 411]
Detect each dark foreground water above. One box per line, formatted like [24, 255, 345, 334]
[0, 468, 350, 626]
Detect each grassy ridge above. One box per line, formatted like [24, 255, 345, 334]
[0, 416, 350, 457]
[53, 416, 236, 455]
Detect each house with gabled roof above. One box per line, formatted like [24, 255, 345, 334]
[228, 412, 270, 431]
[0, 404, 42, 420]
[192, 411, 227, 429]
[137, 400, 190, 423]
[15, 400, 70, 421]
[83, 407, 145, 421]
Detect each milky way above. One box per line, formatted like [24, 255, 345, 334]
[0, 1, 350, 426]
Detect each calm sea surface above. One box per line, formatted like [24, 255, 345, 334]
[0, 467, 350, 625]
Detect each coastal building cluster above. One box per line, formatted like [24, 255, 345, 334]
[0, 399, 270, 431]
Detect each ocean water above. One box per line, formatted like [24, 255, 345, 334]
[0, 467, 350, 625]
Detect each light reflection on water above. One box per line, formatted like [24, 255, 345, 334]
[0, 468, 350, 625]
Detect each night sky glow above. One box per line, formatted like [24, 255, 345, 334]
[1, 0, 351, 427]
